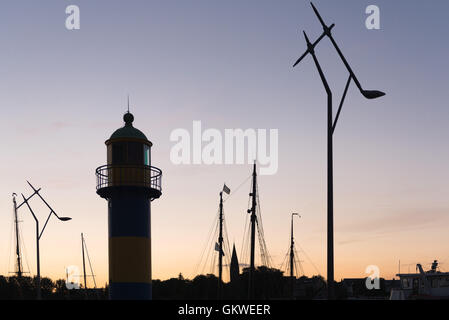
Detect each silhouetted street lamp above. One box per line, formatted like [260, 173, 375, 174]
[18, 181, 71, 300]
[293, 2, 385, 299]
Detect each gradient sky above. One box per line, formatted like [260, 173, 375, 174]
[1, 0, 449, 287]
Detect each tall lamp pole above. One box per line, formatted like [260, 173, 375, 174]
[17, 181, 71, 300]
[293, 2, 385, 299]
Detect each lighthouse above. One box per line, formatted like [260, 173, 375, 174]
[96, 111, 162, 300]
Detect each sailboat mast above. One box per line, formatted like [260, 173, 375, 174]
[218, 191, 224, 299]
[290, 216, 294, 279]
[81, 233, 87, 290]
[248, 163, 257, 299]
[13, 194, 23, 278]
[290, 215, 295, 299]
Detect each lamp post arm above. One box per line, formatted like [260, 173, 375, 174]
[326, 35, 364, 94]
[332, 75, 352, 134]
[39, 211, 54, 240]
[301, 30, 332, 96]
[21, 194, 39, 224]
[27, 181, 60, 218]
[310, 50, 331, 96]
[293, 24, 335, 68]
[309, 2, 364, 93]
[16, 188, 42, 210]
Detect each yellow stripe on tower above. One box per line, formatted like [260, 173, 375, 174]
[109, 237, 151, 283]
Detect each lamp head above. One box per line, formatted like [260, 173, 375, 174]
[361, 90, 385, 100]
[59, 217, 72, 221]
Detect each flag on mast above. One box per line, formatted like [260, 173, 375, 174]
[223, 184, 230, 195]
[215, 242, 225, 256]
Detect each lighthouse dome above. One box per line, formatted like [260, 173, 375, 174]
[109, 112, 148, 141]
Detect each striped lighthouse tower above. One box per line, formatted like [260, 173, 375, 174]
[96, 111, 162, 300]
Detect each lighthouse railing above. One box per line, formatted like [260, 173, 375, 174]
[95, 164, 162, 192]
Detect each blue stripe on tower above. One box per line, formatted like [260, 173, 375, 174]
[108, 191, 152, 299]
[108, 193, 150, 238]
[109, 282, 152, 300]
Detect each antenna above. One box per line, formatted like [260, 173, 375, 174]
[127, 95, 130, 113]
